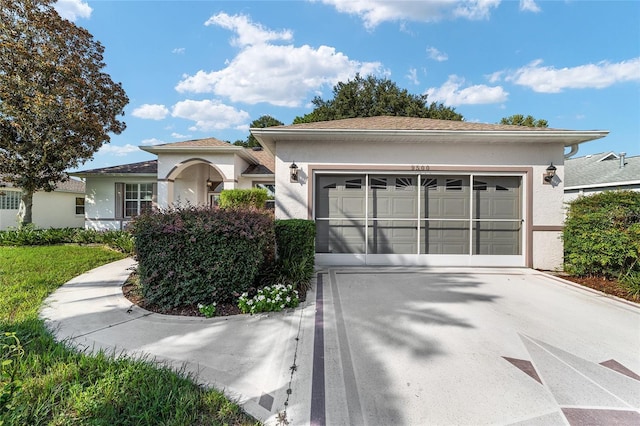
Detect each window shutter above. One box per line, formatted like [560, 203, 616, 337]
[152, 183, 158, 210]
[115, 182, 124, 219]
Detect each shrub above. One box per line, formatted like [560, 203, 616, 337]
[0, 226, 134, 254]
[130, 205, 274, 309]
[237, 284, 299, 314]
[274, 219, 316, 292]
[564, 191, 640, 278]
[218, 188, 268, 210]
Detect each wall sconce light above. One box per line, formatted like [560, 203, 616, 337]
[289, 161, 299, 183]
[543, 163, 557, 184]
[206, 179, 215, 190]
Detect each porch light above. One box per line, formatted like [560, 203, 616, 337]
[543, 163, 557, 184]
[289, 161, 299, 183]
[206, 179, 215, 190]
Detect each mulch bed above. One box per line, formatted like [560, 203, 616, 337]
[551, 273, 637, 303]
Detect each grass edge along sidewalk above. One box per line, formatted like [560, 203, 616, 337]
[0, 245, 259, 426]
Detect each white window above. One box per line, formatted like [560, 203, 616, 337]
[124, 183, 153, 217]
[0, 190, 21, 210]
[75, 197, 85, 215]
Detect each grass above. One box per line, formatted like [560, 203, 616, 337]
[0, 245, 259, 426]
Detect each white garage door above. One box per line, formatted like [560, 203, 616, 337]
[315, 173, 523, 266]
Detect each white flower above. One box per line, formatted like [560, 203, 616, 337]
[198, 303, 203, 309]
[286, 296, 291, 302]
[280, 304, 285, 309]
[247, 300, 253, 305]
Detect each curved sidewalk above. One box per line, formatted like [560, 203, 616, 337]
[40, 257, 315, 425]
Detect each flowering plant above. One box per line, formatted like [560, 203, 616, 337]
[197, 302, 216, 318]
[237, 284, 299, 314]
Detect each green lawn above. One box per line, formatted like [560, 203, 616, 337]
[0, 245, 258, 425]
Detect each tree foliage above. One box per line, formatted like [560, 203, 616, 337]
[234, 115, 283, 147]
[293, 74, 463, 123]
[500, 114, 548, 128]
[0, 0, 129, 224]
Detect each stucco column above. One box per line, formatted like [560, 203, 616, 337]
[157, 181, 173, 209]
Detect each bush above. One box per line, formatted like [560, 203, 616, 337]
[564, 191, 640, 278]
[130, 205, 274, 309]
[238, 284, 299, 314]
[0, 226, 134, 254]
[218, 188, 268, 209]
[274, 219, 316, 292]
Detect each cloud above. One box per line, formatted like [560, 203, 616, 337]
[519, 0, 541, 13]
[140, 138, 165, 146]
[53, 0, 92, 21]
[172, 47, 186, 54]
[427, 46, 448, 62]
[426, 75, 508, 106]
[205, 12, 293, 47]
[176, 14, 382, 107]
[171, 132, 190, 139]
[97, 144, 139, 156]
[132, 104, 169, 120]
[407, 68, 419, 85]
[171, 99, 250, 132]
[504, 58, 640, 93]
[315, 0, 502, 28]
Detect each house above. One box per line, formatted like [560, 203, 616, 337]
[73, 116, 608, 270]
[564, 152, 640, 203]
[0, 177, 85, 230]
[71, 139, 274, 230]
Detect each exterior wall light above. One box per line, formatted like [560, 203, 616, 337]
[543, 163, 557, 184]
[289, 161, 299, 183]
[206, 179, 215, 190]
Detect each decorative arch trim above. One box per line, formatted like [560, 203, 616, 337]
[163, 158, 227, 181]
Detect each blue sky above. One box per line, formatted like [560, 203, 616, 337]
[54, 0, 640, 171]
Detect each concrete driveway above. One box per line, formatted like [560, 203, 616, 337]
[312, 268, 640, 426]
[41, 261, 640, 425]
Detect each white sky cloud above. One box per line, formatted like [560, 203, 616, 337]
[53, 0, 92, 21]
[426, 75, 508, 106]
[171, 99, 250, 132]
[172, 47, 186, 54]
[407, 68, 419, 85]
[140, 138, 165, 146]
[132, 104, 169, 120]
[504, 58, 640, 93]
[427, 46, 448, 62]
[171, 132, 190, 139]
[205, 12, 293, 47]
[176, 14, 382, 107]
[316, 0, 502, 28]
[519, 0, 541, 13]
[97, 143, 139, 156]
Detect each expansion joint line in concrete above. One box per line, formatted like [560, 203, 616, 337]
[70, 311, 154, 339]
[310, 273, 326, 426]
[277, 290, 307, 424]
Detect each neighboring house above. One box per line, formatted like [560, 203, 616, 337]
[564, 152, 640, 203]
[0, 177, 85, 230]
[73, 116, 608, 270]
[71, 139, 274, 230]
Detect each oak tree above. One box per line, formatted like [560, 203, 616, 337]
[293, 74, 463, 123]
[234, 115, 283, 147]
[500, 114, 548, 128]
[0, 0, 129, 225]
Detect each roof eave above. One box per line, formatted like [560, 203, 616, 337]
[251, 128, 610, 153]
[70, 172, 157, 178]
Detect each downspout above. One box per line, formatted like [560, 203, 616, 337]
[564, 144, 579, 159]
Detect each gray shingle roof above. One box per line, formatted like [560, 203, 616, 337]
[74, 160, 158, 175]
[0, 175, 85, 193]
[565, 152, 640, 188]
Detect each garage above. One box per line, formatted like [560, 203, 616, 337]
[315, 173, 523, 266]
[251, 115, 609, 270]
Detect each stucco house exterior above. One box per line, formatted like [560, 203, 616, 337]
[0, 177, 85, 230]
[73, 116, 608, 271]
[564, 152, 639, 203]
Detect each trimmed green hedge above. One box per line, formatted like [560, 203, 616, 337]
[0, 226, 134, 254]
[274, 219, 316, 291]
[131, 205, 274, 309]
[564, 190, 640, 277]
[219, 188, 268, 209]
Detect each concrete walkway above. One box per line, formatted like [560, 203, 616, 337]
[40, 259, 640, 425]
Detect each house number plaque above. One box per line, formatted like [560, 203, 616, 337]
[411, 165, 430, 171]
